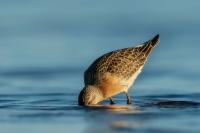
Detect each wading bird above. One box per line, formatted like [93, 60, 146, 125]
[78, 34, 160, 106]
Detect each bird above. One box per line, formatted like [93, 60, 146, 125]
[78, 34, 160, 106]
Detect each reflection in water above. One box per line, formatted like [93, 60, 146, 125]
[0, 92, 200, 132]
[82, 104, 142, 133]
[83, 104, 139, 113]
[80, 93, 200, 133]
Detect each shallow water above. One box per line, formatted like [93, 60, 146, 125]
[0, 0, 200, 133]
[0, 68, 200, 133]
[0, 91, 200, 133]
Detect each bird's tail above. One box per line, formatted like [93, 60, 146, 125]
[138, 34, 160, 55]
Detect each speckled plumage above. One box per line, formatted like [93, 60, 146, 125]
[79, 34, 160, 106]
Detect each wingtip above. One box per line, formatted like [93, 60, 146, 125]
[153, 34, 160, 41]
[155, 34, 159, 38]
[151, 34, 160, 46]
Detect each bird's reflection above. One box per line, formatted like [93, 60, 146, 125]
[84, 104, 138, 113]
[82, 104, 142, 133]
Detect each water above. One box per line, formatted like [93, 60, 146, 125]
[0, 0, 200, 132]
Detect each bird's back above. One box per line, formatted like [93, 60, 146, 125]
[84, 34, 159, 87]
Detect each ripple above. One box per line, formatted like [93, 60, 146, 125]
[0, 92, 199, 123]
[151, 100, 200, 108]
[141, 93, 200, 99]
[81, 104, 139, 113]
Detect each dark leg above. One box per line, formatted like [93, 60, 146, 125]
[126, 93, 131, 104]
[109, 97, 115, 105]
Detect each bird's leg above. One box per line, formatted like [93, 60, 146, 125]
[109, 97, 115, 105]
[125, 93, 131, 104]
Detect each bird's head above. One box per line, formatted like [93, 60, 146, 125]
[78, 85, 103, 106]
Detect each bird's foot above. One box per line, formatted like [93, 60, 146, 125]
[127, 96, 132, 105]
[110, 98, 115, 105]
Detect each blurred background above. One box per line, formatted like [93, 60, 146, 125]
[0, 0, 200, 133]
